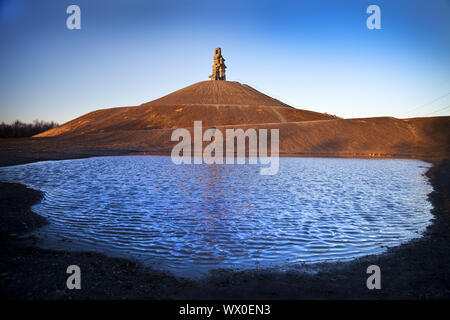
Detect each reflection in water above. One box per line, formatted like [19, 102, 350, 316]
[0, 156, 433, 277]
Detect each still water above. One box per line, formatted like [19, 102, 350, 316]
[0, 156, 433, 277]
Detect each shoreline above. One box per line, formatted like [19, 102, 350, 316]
[0, 157, 449, 299]
[0, 150, 440, 169]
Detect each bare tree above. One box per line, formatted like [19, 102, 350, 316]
[0, 120, 58, 138]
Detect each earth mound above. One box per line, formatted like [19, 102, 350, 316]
[36, 81, 333, 137]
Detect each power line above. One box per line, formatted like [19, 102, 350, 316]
[422, 104, 450, 117]
[402, 91, 450, 116]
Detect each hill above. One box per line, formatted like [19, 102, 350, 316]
[36, 81, 333, 137]
[0, 80, 446, 165]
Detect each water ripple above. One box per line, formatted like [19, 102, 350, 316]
[0, 156, 433, 277]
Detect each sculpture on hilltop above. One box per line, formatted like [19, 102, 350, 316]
[209, 48, 226, 81]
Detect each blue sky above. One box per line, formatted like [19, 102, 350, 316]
[0, 0, 449, 123]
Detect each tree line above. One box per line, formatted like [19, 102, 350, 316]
[0, 120, 58, 138]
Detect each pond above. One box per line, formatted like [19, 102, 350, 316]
[0, 156, 433, 277]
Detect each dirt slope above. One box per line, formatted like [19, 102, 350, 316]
[36, 81, 333, 137]
[18, 80, 449, 160]
[143, 80, 292, 107]
[2, 116, 444, 162]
